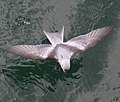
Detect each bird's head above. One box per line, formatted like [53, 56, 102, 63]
[59, 59, 70, 72]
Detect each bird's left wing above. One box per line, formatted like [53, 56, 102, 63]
[4, 44, 54, 60]
[65, 26, 114, 52]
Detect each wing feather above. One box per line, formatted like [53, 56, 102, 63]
[5, 44, 54, 60]
[66, 26, 114, 52]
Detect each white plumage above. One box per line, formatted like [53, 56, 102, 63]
[5, 26, 113, 72]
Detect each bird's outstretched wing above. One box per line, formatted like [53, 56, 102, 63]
[43, 26, 64, 45]
[65, 26, 114, 52]
[5, 44, 54, 60]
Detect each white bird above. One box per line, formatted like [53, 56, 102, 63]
[4, 26, 113, 72]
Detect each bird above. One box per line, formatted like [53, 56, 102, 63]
[4, 26, 113, 72]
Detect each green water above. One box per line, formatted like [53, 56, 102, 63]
[0, 0, 120, 102]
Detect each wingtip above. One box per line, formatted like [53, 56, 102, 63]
[107, 25, 115, 30]
[99, 25, 115, 34]
[111, 25, 115, 30]
[3, 45, 15, 53]
[107, 25, 115, 33]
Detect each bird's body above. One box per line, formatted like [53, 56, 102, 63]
[4, 26, 113, 72]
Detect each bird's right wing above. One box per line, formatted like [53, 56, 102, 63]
[65, 26, 114, 52]
[4, 44, 54, 60]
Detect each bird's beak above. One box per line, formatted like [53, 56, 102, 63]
[62, 69, 65, 72]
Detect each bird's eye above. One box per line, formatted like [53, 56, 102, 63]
[61, 55, 63, 58]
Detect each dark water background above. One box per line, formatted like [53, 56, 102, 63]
[0, 0, 120, 102]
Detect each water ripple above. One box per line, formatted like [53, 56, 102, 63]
[0, 0, 119, 102]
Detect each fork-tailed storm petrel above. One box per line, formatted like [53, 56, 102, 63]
[5, 26, 113, 72]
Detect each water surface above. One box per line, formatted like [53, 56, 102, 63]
[0, 0, 120, 102]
